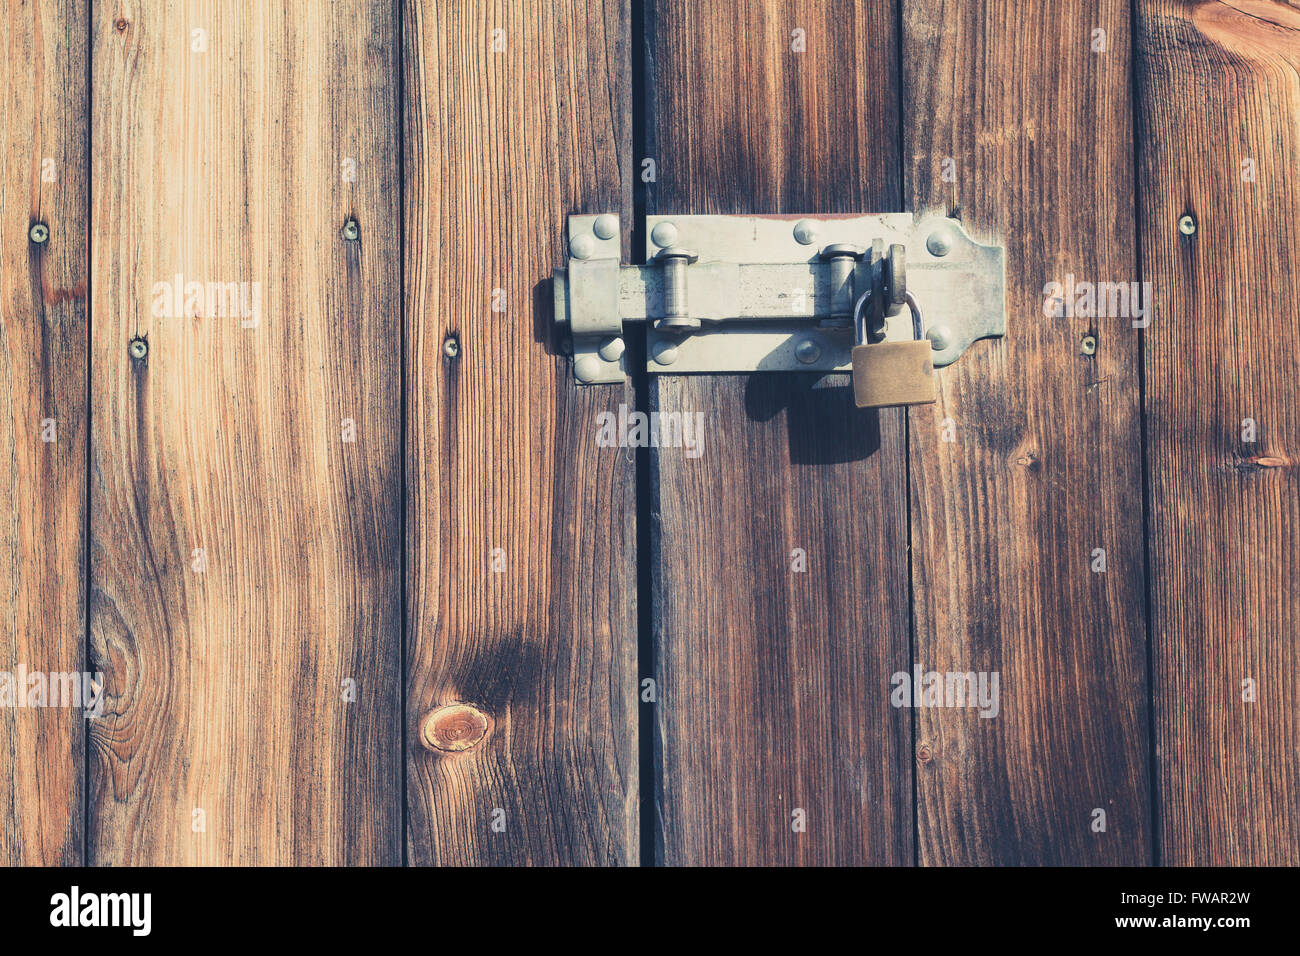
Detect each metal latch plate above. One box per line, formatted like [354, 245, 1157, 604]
[553, 213, 1006, 383]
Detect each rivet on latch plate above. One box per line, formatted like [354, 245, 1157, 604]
[926, 229, 953, 257]
[650, 221, 678, 247]
[795, 338, 821, 364]
[593, 214, 620, 240]
[652, 340, 679, 366]
[570, 234, 595, 259]
[927, 324, 954, 352]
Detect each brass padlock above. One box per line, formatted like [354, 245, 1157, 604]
[851, 290, 937, 408]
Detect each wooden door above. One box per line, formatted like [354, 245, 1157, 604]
[0, 0, 1296, 868]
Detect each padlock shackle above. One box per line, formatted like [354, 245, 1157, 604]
[853, 288, 924, 344]
[903, 291, 924, 340]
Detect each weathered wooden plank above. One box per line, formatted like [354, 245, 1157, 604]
[1137, 0, 1300, 865]
[648, 0, 912, 866]
[903, 1, 1151, 864]
[404, 0, 637, 865]
[0, 0, 88, 867]
[88, 1, 402, 864]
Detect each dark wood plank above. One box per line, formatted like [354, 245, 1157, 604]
[0, 0, 88, 867]
[88, 1, 402, 864]
[903, 0, 1151, 864]
[648, 0, 912, 866]
[404, 0, 638, 865]
[1137, 0, 1300, 865]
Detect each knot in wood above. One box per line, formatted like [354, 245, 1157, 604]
[422, 703, 489, 753]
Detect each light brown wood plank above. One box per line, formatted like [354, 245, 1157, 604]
[0, 0, 88, 867]
[903, 0, 1152, 864]
[1137, 0, 1300, 865]
[88, 1, 402, 865]
[404, 0, 637, 865]
[648, 0, 912, 866]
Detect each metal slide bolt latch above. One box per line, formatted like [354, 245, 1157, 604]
[552, 213, 1006, 384]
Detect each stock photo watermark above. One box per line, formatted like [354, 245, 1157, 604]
[151, 274, 262, 328]
[50, 887, 151, 936]
[0, 665, 104, 718]
[595, 404, 705, 458]
[1043, 274, 1152, 328]
[891, 669, 1000, 719]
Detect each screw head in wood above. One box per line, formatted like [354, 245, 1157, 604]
[442, 336, 459, 358]
[592, 214, 619, 240]
[1081, 333, 1097, 356]
[129, 337, 148, 360]
[422, 703, 489, 753]
[29, 222, 49, 244]
[342, 219, 360, 241]
[1178, 214, 1196, 236]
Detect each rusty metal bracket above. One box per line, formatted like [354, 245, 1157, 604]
[552, 213, 1006, 384]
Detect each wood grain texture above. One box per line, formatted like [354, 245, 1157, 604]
[0, 0, 88, 866]
[404, 0, 637, 865]
[903, 0, 1151, 864]
[648, 0, 912, 865]
[88, 1, 402, 864]
[1137, 0, 1300, 865]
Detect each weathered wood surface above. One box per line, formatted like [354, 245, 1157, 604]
[647, 0, 913, 865]
[1137, 0, 1300, 865]
[0, 0, 88, 866]
[904, 0, 1151, 865]
[0, 0, 1295, 870]
[87, 2, 403, 864]
[404, 0, 638, 865]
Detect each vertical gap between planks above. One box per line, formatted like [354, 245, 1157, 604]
[1127, 0, 1159, 867]
[629, 0, 655, 868]
[398, 0, 409, 868]
[894, 0, 920, 868]
[82, 0, 94, 867]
